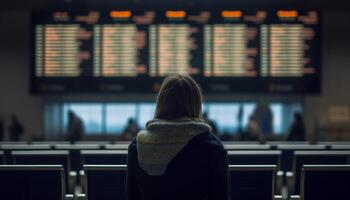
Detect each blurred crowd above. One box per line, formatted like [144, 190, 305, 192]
[0, 106, 305, 142]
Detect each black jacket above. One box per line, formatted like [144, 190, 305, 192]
[127, 132, 230, 200]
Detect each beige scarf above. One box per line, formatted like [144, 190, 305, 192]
[136, 118, 211, 176]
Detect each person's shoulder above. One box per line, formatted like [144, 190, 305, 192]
[190, 131, 226, 153]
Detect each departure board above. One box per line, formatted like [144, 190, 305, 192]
[31, 10, 321, 94]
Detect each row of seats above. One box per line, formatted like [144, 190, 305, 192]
[1, 148, 350, 196]
[1, 164, 349, 200]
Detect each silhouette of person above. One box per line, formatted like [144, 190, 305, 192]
[245, 115, 265, 143]
[9, 115, 24, 141]
[67, 111, 85, 142]
[202, 112, 218, 135]
[122, 118, 139, 141]
[253, 103, 273, 135]
[287, 112, 305, 141]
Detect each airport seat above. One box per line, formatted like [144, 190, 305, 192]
[331, 144, 350, 150]
[228, 150, 281, 167]
[11, 150, 74, 193]
[0, 165, 66, 200]
[276, 144, 326, 171]
[225, 144, 271, 150]
[79, 150, 128, 192]
[267, 141, 309, 149]
[318, 141, 350, 146]
[54, 144, 102, 150]
[82, 165, 127, 200]
[229, 165, 276, 200]
[300, 165, 350, 200]
[54, 144, 101, 172]
[104, 144, 129, 150]
[0, 144, 52, 150]
[223, 141, 260, 145]
[1, 144, 52, 164]
[81, 150, 128, 165]
[0, 142, 28, 145]
[75, 141, 111, 145]
[228, 151, 283, 194]
[288, 151, 350, 195]
[31, 141, 71, 145]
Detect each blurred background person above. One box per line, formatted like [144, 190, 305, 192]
[67, 111, 85, 142]
[8, 115, 24, 141]
[253, 103, 273, 136]
[287, 112, 306, 141]
[202, 112, 218, 135]
[245, 115, 265, 143]
[121, 118, 139, 141]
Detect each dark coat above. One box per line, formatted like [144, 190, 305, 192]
[127, 132, 230, 200]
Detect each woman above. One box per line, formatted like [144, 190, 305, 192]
[127, 75, 230, 200]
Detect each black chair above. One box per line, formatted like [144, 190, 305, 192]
[31, 141, 71, 145]
[104, 144, 129, 150]
[54, 144, 101, 172]
[223, 141, 260, 145]
[225, 144, 271, 150]
[300, 165, 350, 200]
[1, 144, 52, 164]
[268, 141, 309, 149]
[228, 150, 281, 168]
[0, 142, 28, 145]
[0, 165, 65, 200]
[319, 141, 350, 146]
[11, 150, 73, 192]
[277, 144, 326, 171]
[229, 165, 276, 200]
[331, 145, 350, 150]
[0, 144, 52, 150]
[83, 165, 127, 200]
[81, 150, 128, 165]
[75, 141, 111, 145]
[0, 150, 4, 164]
[290, 150, 350, 195]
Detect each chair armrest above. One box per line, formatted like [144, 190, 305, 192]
[64, 194, 74, 200]
[76, 193, 86, 200]
[274, 195, 283, 199]
[275, 171, 284, 194]
[68, 171, 77, 194]
[79, 170, 86, 192]
[286, 171, 294, 177]
[290, 195, 301, 200]
[286, 171, 295, 195]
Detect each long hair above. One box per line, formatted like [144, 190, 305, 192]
[155, 75, 203, 120]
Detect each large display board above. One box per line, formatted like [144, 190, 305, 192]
[31, 10, 321, 94]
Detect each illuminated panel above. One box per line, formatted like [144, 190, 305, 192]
[270, 24, 304, 77]
[205, 24, 251, 77]
[43, 25, 81, 77]
[150, 24, 190, 76]
[101, 24, 137, 76]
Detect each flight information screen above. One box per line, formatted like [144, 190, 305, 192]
[31, 10, 321, 94]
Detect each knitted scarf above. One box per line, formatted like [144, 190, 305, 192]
[136, 118, 211, 176]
